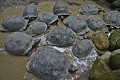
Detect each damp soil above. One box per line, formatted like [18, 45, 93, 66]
[0, 0, 110, 80]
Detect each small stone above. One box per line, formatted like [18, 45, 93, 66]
[0, 15, 28, 32]
[68, 64, 78, 73]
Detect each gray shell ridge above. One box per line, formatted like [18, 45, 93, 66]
[26, 46, 70, 80]
[0, 15, 28, 32]
[72, 39, 94, 58]
[37, 12, 58, 25]
[23, 5, 38, 19]
[46, 27, 76, 47]
[53, 1, 69, 16]
[64, 16, 89, 35]
[4, 32, 34, 55]
[26, 22, 47, 36]
[103, 11, 120, 28]
[86, 15, 108, 32]
[79, 4, 99, 15]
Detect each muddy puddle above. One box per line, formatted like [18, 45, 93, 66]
[0, 0, 110, 80]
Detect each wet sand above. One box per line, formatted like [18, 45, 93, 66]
[0, 0, 110, 80]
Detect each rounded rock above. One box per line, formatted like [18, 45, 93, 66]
[26, 46, 70, 80]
